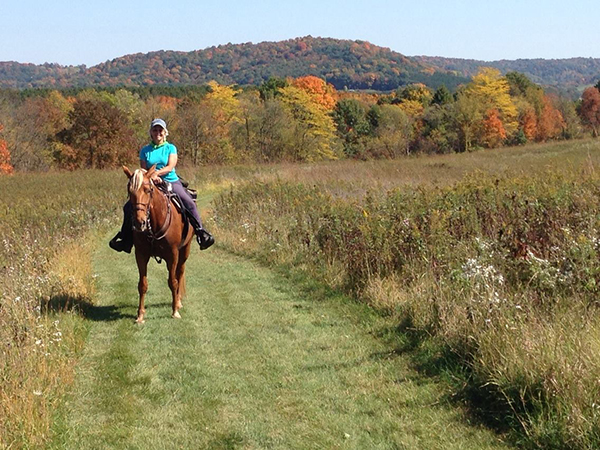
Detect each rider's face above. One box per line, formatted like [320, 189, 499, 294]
[151, 126, 167, 145]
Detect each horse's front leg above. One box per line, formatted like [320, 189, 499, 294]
[175, 243, 192, 312]
[136, 251, 150, 324]
[167, 253, 181, 319]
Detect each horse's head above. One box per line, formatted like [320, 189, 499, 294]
[123, 165, 157, 232]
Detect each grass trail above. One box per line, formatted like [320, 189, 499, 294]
[51, 238, 510, 449]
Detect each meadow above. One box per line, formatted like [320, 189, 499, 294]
[211, 138, 600, 448]
[1, 138, 600, 448]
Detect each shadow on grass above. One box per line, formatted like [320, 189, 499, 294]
[375, 316, 519, 439]
[42, 294, 134, 321]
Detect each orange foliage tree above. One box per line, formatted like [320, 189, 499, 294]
[0, 125, 14, 174]
[536, 95, 564, 141]
[520, 107, 538, 141]
[580, 87, 600, 137]
[291, 75, 337, 110]
[482, 109, 507, 148]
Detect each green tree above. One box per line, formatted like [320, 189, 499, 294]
[452, 90, 483, 152]
[258, 77, 288, 101]
[431, 85, 453, 106]
[367, 104, 413, 157]
[332, 99, 370, 157]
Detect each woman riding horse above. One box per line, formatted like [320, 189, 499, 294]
[109, 118, 214, 252]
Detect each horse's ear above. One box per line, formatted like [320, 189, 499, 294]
[146, 164, 157, 178]
[123, 166, 133, 179]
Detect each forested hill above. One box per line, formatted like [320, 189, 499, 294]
[413, 56, 600, 92]
[1, 37, 465, 91]
[1, 36, 599, 92]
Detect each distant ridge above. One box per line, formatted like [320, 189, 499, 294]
[1, 36, 599, 93]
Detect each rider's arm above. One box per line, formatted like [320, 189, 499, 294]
[150, 154, 177, 183]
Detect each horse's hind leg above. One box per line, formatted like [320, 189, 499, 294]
[136, 252, 150, 324]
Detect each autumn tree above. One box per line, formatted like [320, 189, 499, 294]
[278, 85, 339, 161]
[0, 125, 14, 174]
[465, 67, 518, 139]
[8, 91, 72, 170]
[579, 87, 600, 137]
[291, 76, 337, 110]
[482, 109, 507, 148]
[144, 95, 178, 126]
[173, 81, 242, 165]
[536, 94, 564, 141]
[56, 98, 137, 169]
[520, 106, 538, 141]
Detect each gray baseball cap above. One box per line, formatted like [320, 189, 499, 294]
[150, 118, 168, 132]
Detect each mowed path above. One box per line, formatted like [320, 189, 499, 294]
[51, 238, 510, 449]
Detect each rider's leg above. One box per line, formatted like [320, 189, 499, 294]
[109, 201, 134, 253]
[171, 180, 214, 250]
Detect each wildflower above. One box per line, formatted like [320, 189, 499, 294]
[33, 390, 42, 396]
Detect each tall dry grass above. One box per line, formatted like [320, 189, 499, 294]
[210, 139, 600, 448]
[0, 170, 123, 448]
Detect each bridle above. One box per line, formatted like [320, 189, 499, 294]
[130, 179, 172, 241]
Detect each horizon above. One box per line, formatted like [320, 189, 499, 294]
[3, 0, 599, 67]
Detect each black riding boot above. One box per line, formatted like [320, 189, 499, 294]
[197, 228, 215, 250]
[109, 204, 134, 253]
[188, 214, 215, 250]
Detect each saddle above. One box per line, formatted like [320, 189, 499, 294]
[155, 180, 198, 237]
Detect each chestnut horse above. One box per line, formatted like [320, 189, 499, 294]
[123, 165, 194, 323]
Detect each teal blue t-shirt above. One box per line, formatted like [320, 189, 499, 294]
[139, 142, 179, 183]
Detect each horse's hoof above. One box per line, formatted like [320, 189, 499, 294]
[172, 311, 181, 319]
[135, 318, 145, 324]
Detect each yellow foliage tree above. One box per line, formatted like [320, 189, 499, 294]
[278, 85, 339, 161]
[174, 81, 242, 165]
[466, 67, 518, 138]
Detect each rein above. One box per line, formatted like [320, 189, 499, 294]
[132, 180, 173, 242]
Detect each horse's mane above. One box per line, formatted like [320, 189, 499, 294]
[129, 169, 147, 194]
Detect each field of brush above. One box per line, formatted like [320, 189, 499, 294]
[2, 138, 600, 448]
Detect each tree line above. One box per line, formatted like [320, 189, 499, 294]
[1, 68, 600, 174]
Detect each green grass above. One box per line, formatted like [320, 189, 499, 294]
[50, 238, 510, 449]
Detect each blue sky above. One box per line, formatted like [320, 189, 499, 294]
[3, 0, 598, 67]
